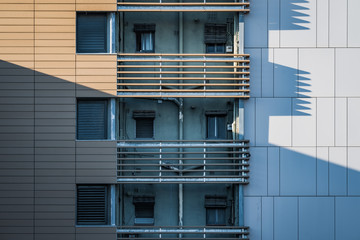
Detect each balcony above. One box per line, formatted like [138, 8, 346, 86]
[117, 226, 249, 239]
[117, 1, 250, 12]
[117, 54, 250, 98]
[117, 140, 250, 184]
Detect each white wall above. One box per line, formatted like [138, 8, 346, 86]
[244, 0, 360, 239]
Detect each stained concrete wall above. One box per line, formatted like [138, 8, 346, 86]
[244, 0, 360, 239]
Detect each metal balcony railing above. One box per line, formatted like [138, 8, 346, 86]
[117, 140, 250, 184]
[117, 226, 249, 239]
[117, 1, 250, 12]
[117, 54, 250, 98]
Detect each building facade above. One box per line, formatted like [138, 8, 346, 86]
[0, 0, 360, 240]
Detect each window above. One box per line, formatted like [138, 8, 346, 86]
[204, 24, 227, 53]
[133, 196, 155, 225]
[77, 99, 108, 140]
[77, 185, 109, 225]
[77, 12, 108, 53]
[134, 24, 155, 53]
[205, 196, 227, 226]
[206, 43, 225, 54]
[133, 111, 155, 139]
[206, 111, 227, 139]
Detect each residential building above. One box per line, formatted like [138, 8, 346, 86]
[0, 0, 360, 240]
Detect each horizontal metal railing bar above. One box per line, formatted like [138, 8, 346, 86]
[118, 169, 249, 172]
[118, 71, 250, 75]
[117, 83, 249, 87]
[116, 94, 250, 98]
[118, 151, 247, 154]
[118, 59, 248, 63]
[116, 89, 250, 93]
[118, 2, 249, 6]
[118, 157, 248, 160]
[117, 77, 250, 80]
[116, 178, 249, 183]
[117, 163, 249, 166]
[118, 53, 249, 57]
[117, 238, 248, 240]
[117, 139, 249, 142]
[117, 226, 248, 231]
[118, 65, 249, 69]
[117, 175, 249, 179]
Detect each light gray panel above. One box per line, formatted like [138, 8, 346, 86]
[317, 0, 329, 47]
[335, 98, 347, 146]
[76, 141, 116, 148]
[329, 147, 347, 195]
[336, 49, 360, 97]
[244, 0, 267, 48]
[244, 197, 261, 240]
[299, 48, 334, 97]
[317, 147, 329, 196]
[274, 197, 298, 240]
[244, 147, 267, 196]
[317, 98, 335, 146]
[348, 0, 360, 47]
[336, 197, 360, 239]
[329, 0, 347, 47]
[268, 0, 280, 47]
[280, 147, 316, 196]
[75, 227, 116, 234]
[262, 48, 274, 97]
[268, 147, 280, 196]
[348, 147, 360, 195]
[348, 98, 360, 146]
[292, 98, 316, 147]
[255, 98, 292, 146]
[245, 48, 261, 97]
[244, 98, 255, 146]
[299, 197, 334, 240]
[273, 48, 298, 98]
[280, 0, 317, 47]
[262, 197, 274, 240]
[34, 220, 74, 227]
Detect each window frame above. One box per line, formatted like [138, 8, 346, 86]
[76, 12, 108, 54]
[76, 185, 110, 226]
[133, 196, 155, 226]
[206, 111, 227, 139]
[205, 196, 227, 226]
[133, 111, 155, 139]
[77, 99, 109, 140]
[134, 24, 156, 53]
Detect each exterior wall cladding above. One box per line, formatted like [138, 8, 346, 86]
[0, 0, 360, 240]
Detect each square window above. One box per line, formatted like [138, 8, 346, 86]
[204, 23, 227, 54]
[205, 196, 227, 226]
[206, 43, 226, 53]
[77, 99, 108, 140]
[77, 185, 109, 225]
[77, 12, 108, 53]
[206, 112, 226, 139]
[133, 111, 155, 139]
[133, 196, 155, 226]
[134, 24, 155, 53]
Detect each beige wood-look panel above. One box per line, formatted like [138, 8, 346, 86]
[76, 54, 117, 97]
[35, 4, 75, 11]
[76, 4, 117, 12]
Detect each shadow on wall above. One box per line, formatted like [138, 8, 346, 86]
[245, 0, 360, 239]
[0, 59, 116, 238]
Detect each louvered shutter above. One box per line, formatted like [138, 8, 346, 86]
[77, 13, 107, 53]
[77, 100, 108, 140]
[204, 24, 227, 44]
[77, 185, 109, 225]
